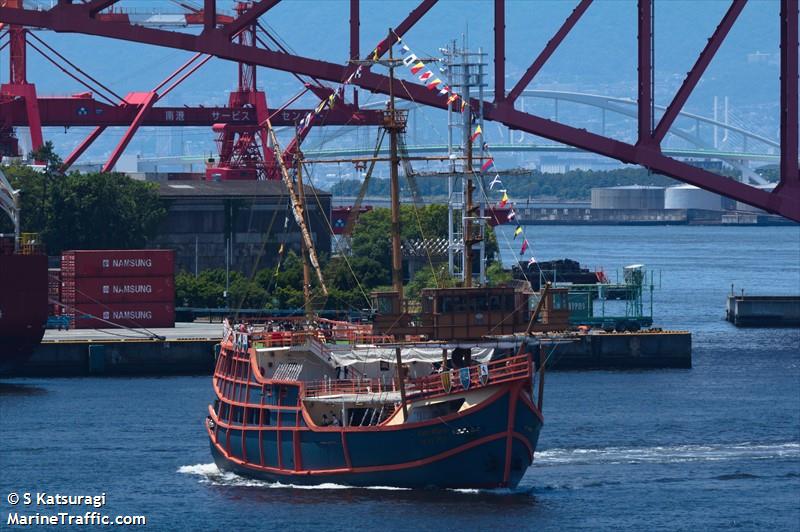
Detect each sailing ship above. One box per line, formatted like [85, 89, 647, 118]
[207, 45, 570, 488]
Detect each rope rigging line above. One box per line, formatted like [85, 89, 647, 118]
[301, 160, 374, 311]
[403, 168, 442, 290]
[234, 184, 288, 319]
[341, 126, 386, 236]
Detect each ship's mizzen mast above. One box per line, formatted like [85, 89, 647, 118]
[386, 40, 408, 418]
[350, 37, 411, 307]
[387, 43, 404, 303]
[265, 117, 328, 296]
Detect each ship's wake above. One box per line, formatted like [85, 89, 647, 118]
[535, 441, 800, 466]
[177, 464, 411, 490]
[177, 464, 533, 494]
[178, 441, 797, 493]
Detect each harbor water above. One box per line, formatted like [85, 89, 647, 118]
[2, 225, 799, 530]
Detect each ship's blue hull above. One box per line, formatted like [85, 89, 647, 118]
[208, 385, 542, 489]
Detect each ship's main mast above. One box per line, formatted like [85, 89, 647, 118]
[351, 39, 408, 306]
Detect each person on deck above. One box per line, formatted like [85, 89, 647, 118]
[321, 414, 330, 426]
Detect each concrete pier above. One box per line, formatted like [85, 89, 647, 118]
[11, 323, 220, 377]
[726, 295, 800, 327]
[6, 324, 691, 376]
[545, 330, 692, 370]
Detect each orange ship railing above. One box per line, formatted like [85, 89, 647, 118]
[302, 353, 532, 401]
[408, 354, 531, 397]
[224, 318, 394, 346]
[303, 378, 395, 398]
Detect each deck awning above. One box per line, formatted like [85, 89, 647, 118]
[325, 345, 496, 367]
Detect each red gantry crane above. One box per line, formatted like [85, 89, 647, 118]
[0, 0, 383, 176]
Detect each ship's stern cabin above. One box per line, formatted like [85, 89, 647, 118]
[372, 285, 571, 340]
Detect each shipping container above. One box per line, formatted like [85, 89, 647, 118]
[61, 249, 174, 278]
[48, 269, 61, 316]
[48, 269, 61, 295]
[61, 276, 174, 304]
[69, 302, 175, 329]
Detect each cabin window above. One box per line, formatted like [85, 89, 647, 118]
[260, 409, 271, 425]
[376, 295, 394, 314]
[422, 296, 434, 313]
[553, 293, 568, 310]
[469, 295, 488, 312]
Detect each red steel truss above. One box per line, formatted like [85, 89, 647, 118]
[0, 0, 798, 220]
[0, 0, 384, 175]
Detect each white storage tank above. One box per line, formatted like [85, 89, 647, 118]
[664, 184, 723, 211]
[735, 184, 776, 212]
[590, 185, 665, 210]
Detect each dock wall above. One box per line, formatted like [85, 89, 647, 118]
[12, 338, 218, 377]
[6, 329, 691, 376]
[545, 331, 692, 370]
[726, 296, 800, 327]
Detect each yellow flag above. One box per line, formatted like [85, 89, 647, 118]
[500, 190, 509, 207]
[470, 125, 482, 141]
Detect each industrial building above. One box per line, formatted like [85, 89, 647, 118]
[664, 184, 725, 210]
[591, 185, 666, 210]
[150, 180, 331, 275]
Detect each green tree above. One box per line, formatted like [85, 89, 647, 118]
[176, 270, 226, 308]
[349, 208, 392, 285]
[406, 265, 457, 300]
[486, 261, 512, 286]
[2, 162, 165, 255]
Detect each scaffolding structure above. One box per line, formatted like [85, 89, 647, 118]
[442, 41, 487, 284]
